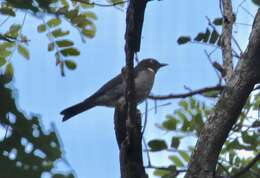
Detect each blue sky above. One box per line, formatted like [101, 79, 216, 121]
[2, 0, 256, 178]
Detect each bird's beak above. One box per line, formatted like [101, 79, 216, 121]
[160, 63, 168, 68]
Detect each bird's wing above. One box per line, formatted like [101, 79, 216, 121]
[85, 73, 123, 101]
[85, 67, 140, 103]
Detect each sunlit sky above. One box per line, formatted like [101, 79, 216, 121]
[3, 0, 256, 178]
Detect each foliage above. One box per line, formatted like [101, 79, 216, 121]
[151, 5, 260, 176]
[148, 96, 260, 178]
[0, 66, 75, 178]
[0, 1, 100, 177]
[0, 0, 97, 76]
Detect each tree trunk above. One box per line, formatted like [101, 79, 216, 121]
[185, 9, 260, 178]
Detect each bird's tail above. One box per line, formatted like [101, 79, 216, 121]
[60, 99, 96, 122]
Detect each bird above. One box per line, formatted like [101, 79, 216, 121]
[61, 58, 167, 121]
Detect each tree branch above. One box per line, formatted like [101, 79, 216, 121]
[148, 85, 224, 100]
[231, 152, 260, 178]
[114, 0, 148, 178]
[184, 8, 260, 178]
[221, 0, 234, 81]
[71, 0, 127, 7]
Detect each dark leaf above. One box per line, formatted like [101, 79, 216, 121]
[60, 48, 80, 57]
[252, 0, 260, 6]
[148, 139, 168, 152]
[65, 60, 77, 70]
[171, 137, 180, 148]
[162, 115, 178, 130]
[213, 18, 223, 26]
[37, 24, 46, 33]
[18, 44, 30, 60]
[0, 7, 16, 16]
[177, 36, 191, 45]
[169, 155, 184, 167]
[209, 30, 219, 44]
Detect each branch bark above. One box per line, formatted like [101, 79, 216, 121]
[184, 9, 260, 178]
[221, 0, 234, 80]
[149, 85, 224, 100]
[114, 0, 148, 178]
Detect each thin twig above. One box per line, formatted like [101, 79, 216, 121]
[204, 49, 223, 83]
[149, 85, 225, 100]
[231, 152, 260, 178]
[72, 0, 127, 7]
[218, 162, 231, 176]
[142, 137, 151, 166]
[240, 5, 255, 18]
[235, 22, 252, 27]
[231, 36, 243, 55]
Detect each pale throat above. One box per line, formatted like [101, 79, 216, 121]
[147, 67, 155, 73]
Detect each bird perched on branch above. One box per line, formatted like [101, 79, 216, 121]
[61, 58, 167, 121]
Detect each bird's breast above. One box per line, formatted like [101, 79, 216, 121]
[134, 69, 155, 102]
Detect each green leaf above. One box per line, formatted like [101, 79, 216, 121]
[194, 28, 210, 43]
[56, 40, 74, 47]
[153, 169, 171, 177]
[169, 155, 184, 167]
[213, 18, 223, 26]
[0, 7, 16, 16]
[0, 49, 12, 58]
[178, 150, 190, 162]
[179, 100, 188, 110]
[51, 28, 70, 38]
[192, 112, 204, 130]
[252, 0, 260, 6]
[209, 30, 219, 44]
[252, 120, 260, 127]
[241, 131, 258, 146]
[0, 57, 6, 67]
[194, 32, 205, 41]
[6, 24, 21, 37]
[66, 9, 79, 19]
[4, 63, 13, 82]
[148, 139, 167, 152]
[83, 12, 97, 20]
[82, 28, 96, 38]
[203, 28, 210, 42]
[177, 36, 191, 45]
[18, 44, 30, 60]
[47, 18, 61, 28]
[176, 110, 187, 121]
[109, 0, 126, 7]
[65, 60, 77, 70]
[171, 137, 180, 148]
[60, 48, 80, 56]
[37, 24, 46, 33]
[48, 42, 55, 51]
[162, 115, 178, 130]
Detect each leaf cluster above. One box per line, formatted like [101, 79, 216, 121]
[149, 96, 260, 178]
[0, 71, 75, 178]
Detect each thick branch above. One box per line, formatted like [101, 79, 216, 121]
[72, 0, 127, 7]
[185, 9, 260, 178]
[231, 152, 260, 178]
[149, 85, 224, 100]
[221, 0, 234, 80]
[116, 0, 148, 178]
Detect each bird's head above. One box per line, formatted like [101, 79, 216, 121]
[136, 58, 168, 73]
